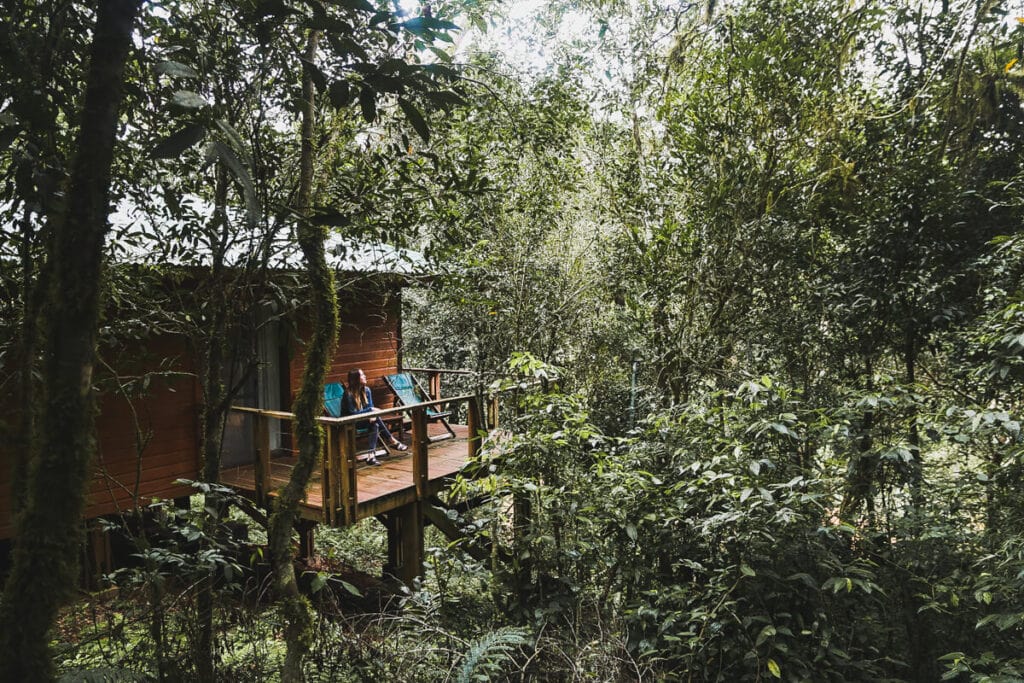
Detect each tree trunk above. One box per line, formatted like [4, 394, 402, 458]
[841, 357, 877, 520]
[0, 1, 141, 677]
[266, 28, 337, 683]
[195, 170, 231, 683]
[904, 321, 924, 508]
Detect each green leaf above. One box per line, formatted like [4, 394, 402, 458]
[398, 98, 429, 143]
[154, 60, 200, 79]
[328, 80, 350, 109]
[255, 0, 297, 18]
[767, 658, 781, 678]
[359, 87, 376, 123]
[149, 124, 206, 159]
[740, 563, 756, 577]
[215, 120, 251, 166]
[756, 625, 776, 646]
[0, 126, 20, 153]
[210, 140, 259, 229]
[625, 524, 637, 541]
[171, 90, 208, 109]
[300, 57, 328, 93]
[340, 579, 362, 597]
[312, 209, 351, 227]
[397, 16, 460, 36]
[332, 0, 376, 12]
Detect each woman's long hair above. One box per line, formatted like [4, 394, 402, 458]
[347, 368, 366, 409]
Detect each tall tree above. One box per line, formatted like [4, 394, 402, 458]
[0, 0, 142, 677]
[265, 27, 336, 683]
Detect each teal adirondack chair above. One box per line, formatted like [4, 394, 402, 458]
[323, 382, 345, 418]
[383, 372, 456, 442]
[322, 382, 389, 458]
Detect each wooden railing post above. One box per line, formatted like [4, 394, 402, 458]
[412, 407, 429, 500]
[254, 413, 271, 507]
[322, 425, 335, 525]
[467, 396, 482, 460]
[487, 394, 500, 431]
[428, 371, 441, 401]
[339, 424, 358, 525]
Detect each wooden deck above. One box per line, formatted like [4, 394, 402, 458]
[220, 424, 473, 524]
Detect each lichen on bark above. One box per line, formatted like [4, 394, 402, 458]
[265, 28, 338, 682]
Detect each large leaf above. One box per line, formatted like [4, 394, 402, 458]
[328, 0, 375, 13]
[328, 80, 350, 109]
[425, 89, 466, 108]
[171, 90, 208, 109]
[215, 120, 252, 167]
[154, 60, 200, 79]
[327, 35, 369, 61]
[398, 98, 429, 143]
[311, 208, 351, 226]
[0, 126, 20, 154]
[149, 124, 206, 159]
[211, 140, 260, 229]
[255, 0, 297, 18]
[300, 58, 327, 93]
[358, 87, 376, 123]
[396, 16, 460, 35]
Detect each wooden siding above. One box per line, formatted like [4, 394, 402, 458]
[0, 285, 403, 540]
[290, 288, 402, 411]
[0, 336, 200, 539]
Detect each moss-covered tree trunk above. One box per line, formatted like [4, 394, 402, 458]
[8, 1, 72, 522]
[266, 28, 337, 683]
[0, 1, 141, 678]
[195, 170, 232, 683]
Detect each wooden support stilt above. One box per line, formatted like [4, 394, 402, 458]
[82, 522, 113, 590]
[383, 501, 424, 586]
[379, 408, 431, 586]
[488, 395, 500, 430]
[412, 408, 429, 500]
[297, 519, 316, 560]
[322, 425, 335, 525]
[339, 424, 358, 525]
[467, 396, 482, 460]
[254, 413, 270, 507]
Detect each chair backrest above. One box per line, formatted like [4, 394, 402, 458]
[385, 372, 444, 417]
[323, 382, 345, 418]
[386, 372, 423, 403]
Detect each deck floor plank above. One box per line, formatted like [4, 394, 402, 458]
[219, 424, 473, 524]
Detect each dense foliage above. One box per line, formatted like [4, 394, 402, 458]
[4, 0, 1024, 680]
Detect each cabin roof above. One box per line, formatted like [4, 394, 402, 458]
[1, 198, 434, 279]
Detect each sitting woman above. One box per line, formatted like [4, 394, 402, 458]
[343, 368, 407, 465]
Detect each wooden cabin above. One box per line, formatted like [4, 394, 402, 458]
[0, 239, 490, 585]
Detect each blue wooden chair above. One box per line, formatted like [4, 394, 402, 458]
[384, 372, 456, 442]
[323, 382, 346, 418]
[322, 382, 389, 459]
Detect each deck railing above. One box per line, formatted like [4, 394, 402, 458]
[401, 367, 479, 402]
[230, 391, 498, 525]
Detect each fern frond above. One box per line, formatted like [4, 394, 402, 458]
[455, 626, 529, 683]
[57, 666, 151, 682]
